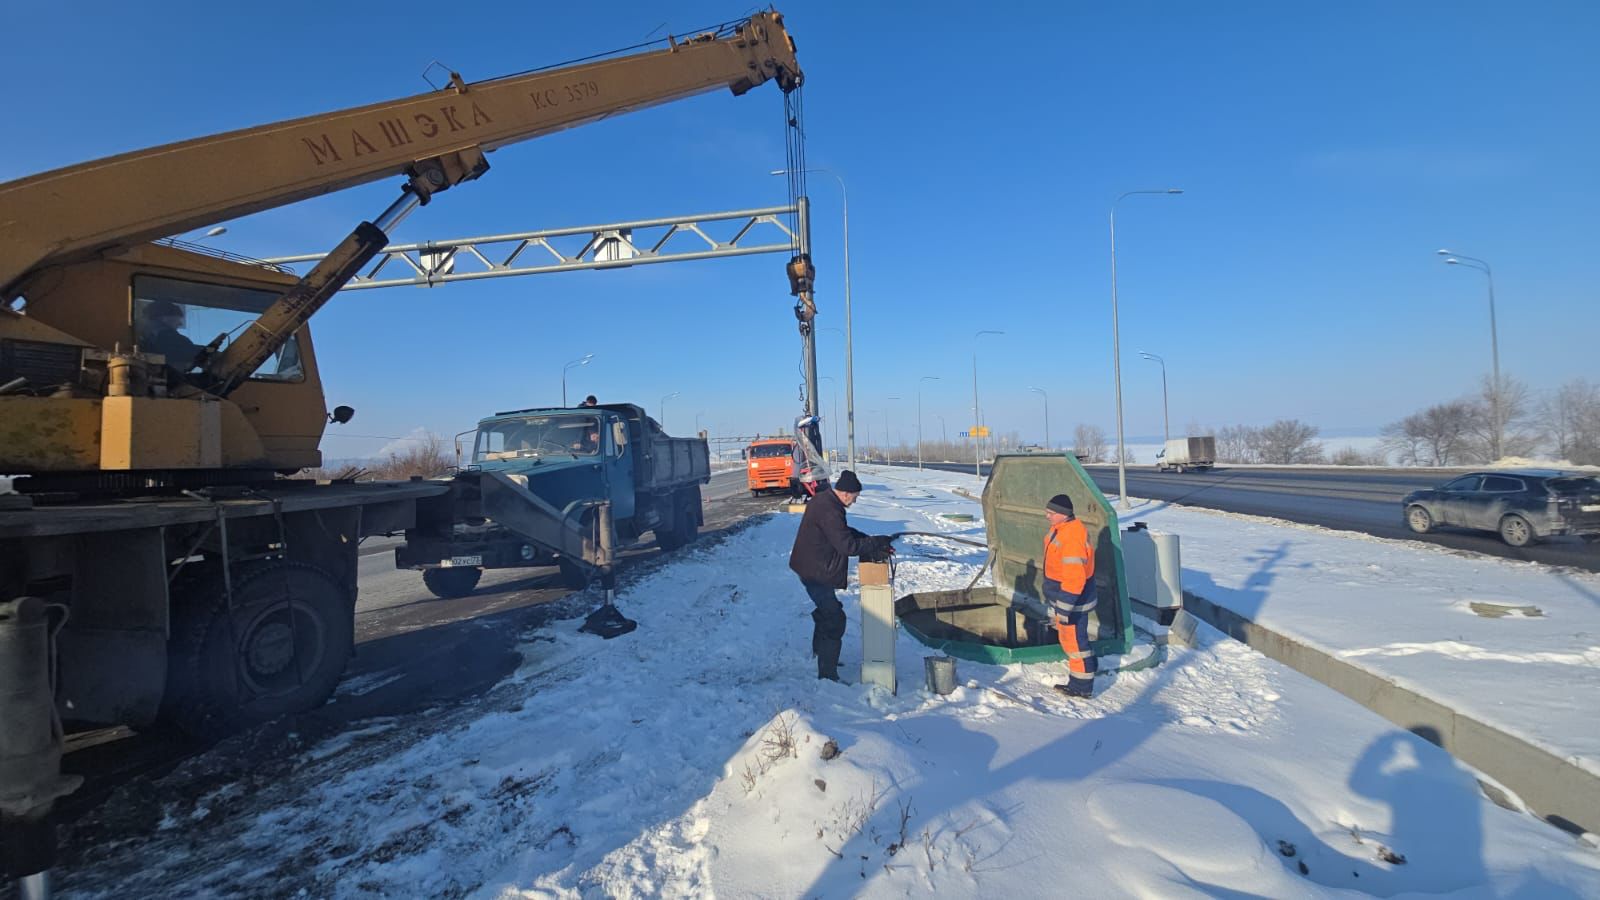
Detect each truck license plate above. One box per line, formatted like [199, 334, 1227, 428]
[443, 555, 482, 567]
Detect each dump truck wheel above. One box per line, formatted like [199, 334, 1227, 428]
[161, 562, 352, 740]
[422, 566, 482, 599]
[558, 558, 590, 590]
[656, 510, 684, 551]
[677, 488, 701, 546]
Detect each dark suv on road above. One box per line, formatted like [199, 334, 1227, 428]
[1403, 470, 1600, 547]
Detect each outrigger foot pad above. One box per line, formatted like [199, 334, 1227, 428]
[580, 602, 637, 639]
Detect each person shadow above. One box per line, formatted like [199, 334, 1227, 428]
[1346, 726, 1489, 894]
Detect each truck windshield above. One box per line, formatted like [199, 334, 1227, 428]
[749, 444, 793, 459]
[476, 414, 601, 461]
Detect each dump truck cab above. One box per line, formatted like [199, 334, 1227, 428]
[398, 403, 709, 597]
[467, 405, 649, 526]
[745, 437, 798, 496]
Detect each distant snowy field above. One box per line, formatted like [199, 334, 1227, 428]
[57, 469, 1600, 897]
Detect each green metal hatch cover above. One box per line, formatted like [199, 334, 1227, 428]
[977, 453, 1133, 657]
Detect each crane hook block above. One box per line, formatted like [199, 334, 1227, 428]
[786, 253, 814, 296]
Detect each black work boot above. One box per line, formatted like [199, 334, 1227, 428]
[815, 637, 842, 681]
[1053, 682, 1094, 699]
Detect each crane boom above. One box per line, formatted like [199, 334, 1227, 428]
[0, 13, 801, 300]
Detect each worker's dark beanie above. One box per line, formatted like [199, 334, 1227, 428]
[835, 470, 862, 492]
[1047, 494, 1074, 516]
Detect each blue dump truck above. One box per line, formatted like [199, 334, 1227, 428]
[395, 403, 709, 598]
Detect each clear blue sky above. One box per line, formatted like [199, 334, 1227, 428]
[6, 1, 1596, 457]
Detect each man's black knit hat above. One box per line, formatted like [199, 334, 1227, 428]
[1046, 494, 1074, 516]
[835, 470, 862, 492]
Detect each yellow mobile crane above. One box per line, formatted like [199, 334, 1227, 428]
[0, 15, 801, 892]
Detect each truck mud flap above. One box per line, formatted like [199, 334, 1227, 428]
[478, 470, 602, 563]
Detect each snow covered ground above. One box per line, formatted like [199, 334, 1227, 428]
[58, 468, 1600, 897]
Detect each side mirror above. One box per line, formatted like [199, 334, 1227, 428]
[329, 405, 355, 424]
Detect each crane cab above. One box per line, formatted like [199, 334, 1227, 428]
[1, 244, 331, 484]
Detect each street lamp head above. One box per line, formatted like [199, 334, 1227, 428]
[1166, 189, 1184, 195]
[1436, 248, 1452, 256]
[1445, 258, 1461, 265]
[204, 226, 228, 238]
[769, 169, 788, 176]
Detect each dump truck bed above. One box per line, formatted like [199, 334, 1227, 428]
[599, 403, 709, 492]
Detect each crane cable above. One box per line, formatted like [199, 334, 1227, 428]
[783, 85, 810, 407]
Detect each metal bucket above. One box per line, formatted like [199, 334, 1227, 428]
[924, 655, 957, 695]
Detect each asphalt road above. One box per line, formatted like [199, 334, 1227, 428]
[894, 461, 1600, 573]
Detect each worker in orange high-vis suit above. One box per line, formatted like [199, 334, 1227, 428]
[1043, 493, 1097, 698]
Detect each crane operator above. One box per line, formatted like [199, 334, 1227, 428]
[139, 299, 204, 372]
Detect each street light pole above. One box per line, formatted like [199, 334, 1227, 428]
[918, 376, 939, 470]
[1139, 351, 1169, 444]
[1028, 387, 1049, 449]
[1439, 250, 1503, 460]
[1111, 189, 1183, 510]
[972, 330, 1004, 477]
[884, 397, 899, 464]
[562, 353, 593, 407]
[659, 391, 679, 430]
[820, 375, 838, 461]
[773, 168, 855, 471]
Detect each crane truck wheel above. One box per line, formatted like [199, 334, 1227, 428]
[422, 565, 483, 599]
[160, 562, 352, 740]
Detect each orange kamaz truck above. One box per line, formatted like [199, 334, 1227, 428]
[745, 437, 798, 497]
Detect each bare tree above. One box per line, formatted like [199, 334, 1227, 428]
[1330, 446, 1387, 466]
[369, 431, 455, 480]
[1216, 424, 1260, 464]
[1381, 402, 1475, 466]
[1072, 424, 1108, 463]
[1184, 419, 1208, 438]
[1543, 378, 1600, 465]
[1465, 373, 1540, 461]
[1256, 419, 1324, 465]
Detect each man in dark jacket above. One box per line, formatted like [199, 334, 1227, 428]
[138, 299, 204, 373]
[788, 469, 893, 681]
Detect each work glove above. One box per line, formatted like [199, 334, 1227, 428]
[873, 535, 896, 556]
